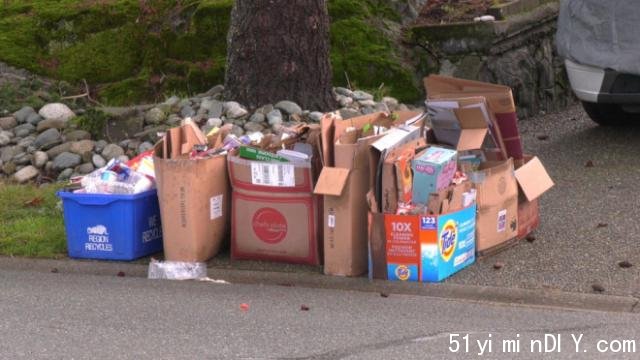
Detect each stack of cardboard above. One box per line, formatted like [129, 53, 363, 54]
[314, 111, 424, 276]
[425, 75, 554, 255]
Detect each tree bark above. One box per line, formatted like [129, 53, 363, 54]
[224, 0, 337, 112]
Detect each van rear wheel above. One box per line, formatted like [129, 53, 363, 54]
[581, 101, 634, 126]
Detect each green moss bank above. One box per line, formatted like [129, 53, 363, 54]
[0, 0, 419, 106]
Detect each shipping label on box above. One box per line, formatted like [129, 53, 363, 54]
[384, 204, 476, 282]
[412, 146, 458, 205]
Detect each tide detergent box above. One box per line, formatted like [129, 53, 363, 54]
[411, 146, 457, 205]
[384, 204, 476, 282]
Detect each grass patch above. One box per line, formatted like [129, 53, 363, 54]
[0, 183, 67, 258]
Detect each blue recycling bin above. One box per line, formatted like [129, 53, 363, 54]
[57, 189, 163, 260]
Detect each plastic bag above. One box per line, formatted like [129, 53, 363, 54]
[147, 259, 207, 280]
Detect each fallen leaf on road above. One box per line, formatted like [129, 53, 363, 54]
[51, 268, 59, 273]
[525, 235, 536, 243]
[618, 261, 633, 269]
[23, 197, 44, 207]
[380, 292, 389, 298]
[300, 305, 310, 311]
[117, 271, 125, 277]
[536, 134, 549, 141]
[597, 223, 608, 228]
[585, 160, 594, 168]
[592, 284, 605, 293]
[240, 303, 250, 311]
[493, 262, 504, 270]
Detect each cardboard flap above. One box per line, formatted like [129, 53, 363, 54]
[455, 107, 488, 129]
[457, 129, 488, 151]
[314, 167, 351, 196]
[515, 156, 554, 201]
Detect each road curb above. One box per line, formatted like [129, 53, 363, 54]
[1, 256, 637, 314]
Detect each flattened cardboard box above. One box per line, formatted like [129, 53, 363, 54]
[228, 154, 320, 265]
[470, 159, 519, 251]
[515, 155, 552, 237]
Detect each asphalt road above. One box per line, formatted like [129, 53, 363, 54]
[2, 268, 640, 359]
[447, 104, 640, 297]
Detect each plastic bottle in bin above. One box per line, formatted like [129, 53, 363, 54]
[81, 159, 154, 194]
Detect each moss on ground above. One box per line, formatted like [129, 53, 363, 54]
[0, 0, 419, 105]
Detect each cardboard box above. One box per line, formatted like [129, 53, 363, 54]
[470, 159, 519, 251]
[314, 111, 422, 276]
[228, 154, 320, 265]
[384, 204, 476, 282]
[514, 155, 552, 238]
[411, 146, 457, 205]
[154, 124, 230, 262]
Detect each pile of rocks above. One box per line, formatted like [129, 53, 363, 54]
[0, 85, 421, 184]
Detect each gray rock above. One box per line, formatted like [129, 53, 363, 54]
[180, 105, 195, 118]
[358, 99, 376, 107]
[32, 151, 48, 168]
[0, 132, 11, 146]
[163, 114, 179, 126]
[200, 99, 222, 115]
[244, 122, 265, 133]
[138, 142, 154, 154]
[352, 90, 374, 101]
[207, 118, 223, 128]
[94, 140, 108, 153]
[201, 84, 224, 97]
[12, 152, 32, 166]
[53, 152, 81, 171]
[144, 107, 166, 125]
[178, 99, 191, 108]
[46, 143, 73, 159]
[338, 95, 354, 107]
[1, 146, 23, 163]
[397, 104, 410, 112]
[256, 104, 274, 115]
[70, 140, 95, 155]
[17, 136, 35, 149]
[44, 161, 53, 173]
[92, 154, 106, 168]
[164, 96, 181, 109]
[26, 113, 43, 126]
[275, 100, 302, 115]
[267, 109, 283, 126]
[75, 163, 95, 175]
[36, 118, 67, 132]
[101, 144, 125, 161]
[126, 139, 141, 151]
[38, 103, 75, 122]
[65, 130, 91, 141]
[361, 106, 375, 115]
[118, 139, 130, 149]
[0, 116, 17, 130]
[13, 165, 39, 183]
[2, 162, 16, 175]
[224, 101, 248, 119]
[334, 87, 354, 97]
[14, 123, 35, 137]
[339, 108, 361, 120]
[33, 128, 61, 150]
[116, 155, 130, 163]
[57, 168, 73, 181]
[309, 111, 324, 122]
[13, 106, 36, 123]
[249, 112, 266, 123]
[382, 97, 399, 110]
[231, 125, 244, 137]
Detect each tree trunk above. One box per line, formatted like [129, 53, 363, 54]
[224, 0, 337, 112]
